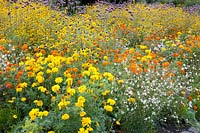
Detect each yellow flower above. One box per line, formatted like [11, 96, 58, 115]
[86, 127, 93, 132]
[38, 86, 47, 93]
[46, 69, 52, 74]
[8, 100, 14, 103]
[13, 115, 18, 119]
[78, 85, 87, 93]
[34, 100, 43, 107]
[78, 128, 89, 133]
[42, 111, 49, 116]
[21, 97, 27, 102]
[107, 98, 116, 105]
[102, 90, 110, 96]
[61, 113, 70, 120]
[80, 111, 87, 117]
[52, 67, 58, 73]
[55, 77, 63, 84]
[48, 131, 55, 133]
[117, 80, 124, 84]
[36, 75, 44, 83]
[139, 45, 148, 50]
[51, 84, 60, 93]
[75, 96, 86, 107]
[104, 105, 113, 112]
[66, 78, 73, 86]
[67, 87, 76, 96]
[20, 82, 28, 88]
[103, 56, 108, 61]
[81, 117, 92, 127]
[82, 71, 90, 76]
[128, 98, 136, 103]
[16, 87, 23, 92]
[116, 120, 120, 125]
[29, 108, 39, 121]
[32, 82, 38, 87]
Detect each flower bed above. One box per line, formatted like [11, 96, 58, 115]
[0, 0, 200, 132]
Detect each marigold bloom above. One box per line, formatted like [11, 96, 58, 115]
[36, 75, 44, 83]
[29, 108, 39, 121]
[66, 78, 73, 86]
[80, 111, 87, 117]
[128, 98, 136, 103]
[102, 90, 110, 96]
[55, 77, 63, 84]
[61, 114, 70, 120]
[78, 128, 89, 133]
[104, 105, 113, 112]
[81, 117, 92, 127]
[13, 115, 18, 119]
[78, 85, 87, 93]
[193, 105, 198, 110]
[107, 98, 116, 105]
[162, 62, 170, 67]
[16, 87, 23, 92]
[51, 84, 60, 93]
[21, 97, 26, 102]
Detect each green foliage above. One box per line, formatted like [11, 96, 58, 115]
[0, 106, 20, 132]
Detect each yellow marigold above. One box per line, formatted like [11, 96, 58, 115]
[66, 78, 73, 86]
[80, 111, 87, 117]
[78, 85, 87, 93]
[139, 45, 148, 50]
[103, 56, 108, 61]
[13, 115, 18, 119]
[48, 131, 55, 133]
[61, 113, 70, 120]
[52, 67, 58, 73]
[34, 100, 43, 107]
[82, 71, 90, 76]
[55, 77, 63, 84]
[21, 97, 26, 102]
[104, 105, 113, 112]
[67, 87, 76, 96]
[107, 98, 116, 105]
[78, 128, 89, 133]
[42, 111, 49, 116]
[20, 82, 28, 88]
[116, 120, 120, 125]
[117, 80, 124, 84]
[29, 108, 39, 121]
[86, 127, 93, 132]
[16, 87, 22, 92]
[38, 86, 47, 93]
[51, 84, 60, 93]
[81, 117, 92, 127]
[75, 96, 86, 108]
[128, 98, 136, 103]
[102, 90, 110, 96]
[36, 75, 44, 83]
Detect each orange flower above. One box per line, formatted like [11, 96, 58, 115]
[22, 44, 28, 51]
[162, 62, 170, 67]
[103, 61, 109, 66]
[176, 61, 183, 67]
[188, 96, 193, 101]
[172, 53, 179, 57]
[78, 80, 82, 85]
[71, 74, 76, 78]
[51, 50, 58, 56]
[5, 82, 13, 89]
[5, 67, 11, 72]
[73, 67, 79, 72]
[193, 105, 198, 111]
